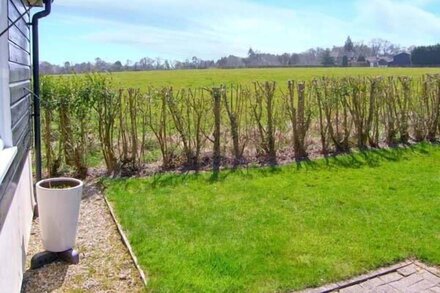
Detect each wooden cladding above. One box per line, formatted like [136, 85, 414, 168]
[11, 95, 30, 127]
[0, 0, 33, 229]
[9, 42, 30, 66]
[10, 81, 30, 105]
[9, 63, 31, 84]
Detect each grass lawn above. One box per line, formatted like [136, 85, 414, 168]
[104, 143, 440, 292]
[109, 67, 440, 89]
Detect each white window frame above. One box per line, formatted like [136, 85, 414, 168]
[0, 0, 18, 184]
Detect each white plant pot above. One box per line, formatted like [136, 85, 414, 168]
[36, 177, 83, 252]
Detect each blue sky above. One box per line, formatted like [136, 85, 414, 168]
[37, 0, 440, 65]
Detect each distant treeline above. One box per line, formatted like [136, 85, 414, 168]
[412, 44, 440, 66]
[39, 38, 440, 75]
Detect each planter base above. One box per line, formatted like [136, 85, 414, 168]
[30, 249, 79, 269]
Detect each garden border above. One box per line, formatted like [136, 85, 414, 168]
[102, 192, 148, 287]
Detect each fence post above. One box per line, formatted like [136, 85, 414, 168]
[212, 88, 221, 173]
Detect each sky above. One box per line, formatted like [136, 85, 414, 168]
[36, 0, 440, 65]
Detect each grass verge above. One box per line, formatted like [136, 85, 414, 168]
[104, 143, 440, 292]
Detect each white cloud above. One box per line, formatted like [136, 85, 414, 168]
[55, 0, 349, 58]
[359, 0, 440, 28]
[49, 0, 440, 60]
[354, 0, 440, 43]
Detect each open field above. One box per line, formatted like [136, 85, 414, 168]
[105, 143, 440, 292]
[109, 67, 440, 89]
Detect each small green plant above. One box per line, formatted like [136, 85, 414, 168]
[284, 80, 311, 159]
[89, 73, 120, 176]
[40, 76, 62, 177]
[223, 84, 249, 165]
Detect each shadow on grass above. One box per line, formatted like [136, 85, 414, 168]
[295, 158, 319, 171]
[150, 171, 194, 188]
[147, 142, 434, 189]
[323, 143, 431, 169]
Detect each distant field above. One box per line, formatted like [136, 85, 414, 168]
[108, 67, 440, 89]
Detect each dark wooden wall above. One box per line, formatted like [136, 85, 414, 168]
[0, 0, 32, 231]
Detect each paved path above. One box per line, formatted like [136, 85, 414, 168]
[299, 260, 440, 293]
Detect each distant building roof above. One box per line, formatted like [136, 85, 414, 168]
[366, 56, 393, 63]
[389, 52, 411, 67]
[366, 57, 378, 63]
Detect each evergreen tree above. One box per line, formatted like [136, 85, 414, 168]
[357, 55, 366, 62]
[342, 55, 349, 67]
[344, 36, 354, 52]
[412, 44, 440, 66]
[321, 49, 335, 66]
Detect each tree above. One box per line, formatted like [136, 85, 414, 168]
[370, 39, 384, 56]
[64, 61, 71, 73]
[370, 38, 395, 56]
[192, 56, 199, 68]
[112, 61, 123, 72]
[40, 61, 55, 74]
[164, 60, 171, 70]
[279, 53, 290, 66]
[321, 49, 335, 66]
[354, 42, 372, 57]
[138, 57, 154, 70]
[342, 55, 349, 67]
[94, 57, 108, 71]
[380, 40, 393, 55]
[412, 44, 440, 66]
[289, 53, 300, 65]
[125, 59, 132, 71]
[38, 37, 410, 74]
[155, 57, 162, 69]
[344, 36, 354, 52]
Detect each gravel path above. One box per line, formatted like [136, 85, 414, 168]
[21, 180, 145, 292]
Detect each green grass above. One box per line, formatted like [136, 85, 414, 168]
[109, 67, 440, 89]
[105, 143, 440, 292]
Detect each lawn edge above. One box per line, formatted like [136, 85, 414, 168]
[103, 192, 149, 288]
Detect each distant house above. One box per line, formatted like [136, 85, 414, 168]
[367, 53, 411, 68]
[378, 58, 391, 67]
[366, 56, 393, 67]
[366, 57, 379, 67]
[389, 53, 411, 67]
[366, 56, 392, 67]
[351, 56, 369, 67]
[331, 50, 356, 66]
[345, 51, 356, 60]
